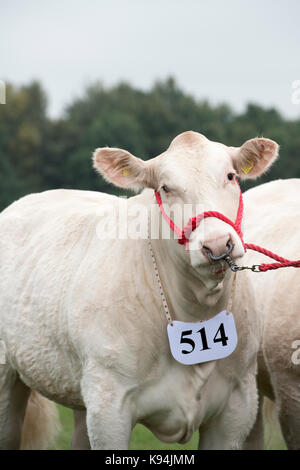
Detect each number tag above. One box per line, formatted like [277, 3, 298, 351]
[167, 311, 238, 365]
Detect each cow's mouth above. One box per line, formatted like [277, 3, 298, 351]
[193, 259, 229, 278]
[215, 268, 228, 275]
[211, 262, 229, 277]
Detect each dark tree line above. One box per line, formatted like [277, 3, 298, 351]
[1, 77, 300, 211]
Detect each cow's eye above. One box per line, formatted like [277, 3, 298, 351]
[227, 172, 235, 181]
[162, 185, 170, 193]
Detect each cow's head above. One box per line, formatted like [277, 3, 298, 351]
[93, 131, 278, 279]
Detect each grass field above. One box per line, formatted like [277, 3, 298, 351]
[55, 405, 286, 450]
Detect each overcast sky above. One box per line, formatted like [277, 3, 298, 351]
[1, 0, 300, 119]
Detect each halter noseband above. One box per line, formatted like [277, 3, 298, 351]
[154, 178, 245, 249]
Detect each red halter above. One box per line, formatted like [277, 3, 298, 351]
[154, 179, 300, 272]
[154, 179, 245, 248]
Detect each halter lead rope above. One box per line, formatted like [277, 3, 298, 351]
[155, 179, 300, 272]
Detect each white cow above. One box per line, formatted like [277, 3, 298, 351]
[242, 179, 300, 450]
[0, 131, 278, 449]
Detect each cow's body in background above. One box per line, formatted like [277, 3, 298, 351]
[0, 131, 278, 449]
[243, 179, 300, 450]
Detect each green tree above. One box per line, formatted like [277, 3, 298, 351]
[1, 77, 300, 212]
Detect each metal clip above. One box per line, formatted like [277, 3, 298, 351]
[223, 254, 240, 272]
[224, 257, 261, 273]
[249, 265, 261, 273]
[208, 242, 261, 273]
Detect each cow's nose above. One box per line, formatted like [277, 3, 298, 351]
[202, 234, 232, 260]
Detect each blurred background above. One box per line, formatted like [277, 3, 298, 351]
[1, 0, 298, 449]
[1, 0, 300, 212]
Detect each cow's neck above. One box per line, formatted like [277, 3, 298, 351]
[135, 189, 235, 323]
[149, 238, 235, 323]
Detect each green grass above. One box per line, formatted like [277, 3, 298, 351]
[55, 405, 286, 450]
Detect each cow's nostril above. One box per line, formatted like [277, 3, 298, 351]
[202, 245, 211, 255]
[202, 235, 233, 261]
[208, 241, 233, 261]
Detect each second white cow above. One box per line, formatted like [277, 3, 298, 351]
[242, 179, 300, 450]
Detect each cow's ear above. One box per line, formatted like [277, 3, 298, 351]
[230, 138, 279, 179]
[93, 147, 157, 190]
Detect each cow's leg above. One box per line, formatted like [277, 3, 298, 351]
[85, 397, 132, 450]
[274, 372, 300, 450]
[0, 365, 30, 449]
[81, 368, 132, 450]
[71, 410, 90, 450]
[198, 371, 258, 450]
[242, 391, 265, 450]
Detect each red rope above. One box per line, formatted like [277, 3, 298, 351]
[154, 180, 300, 273]
[154, 191, 183, 239]
[244, 243, 300, 271]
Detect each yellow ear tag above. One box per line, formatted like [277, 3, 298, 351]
[241, 161, 255, 174]
[122, 169, 130, 176]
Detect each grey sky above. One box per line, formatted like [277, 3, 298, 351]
[1, 0, 300, 119]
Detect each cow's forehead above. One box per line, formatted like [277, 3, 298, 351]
[157, 132, 232, 181]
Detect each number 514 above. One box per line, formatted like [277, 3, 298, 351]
[180, 323, 228, 355]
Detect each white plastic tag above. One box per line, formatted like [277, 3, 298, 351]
[167, 311, 238, 365]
